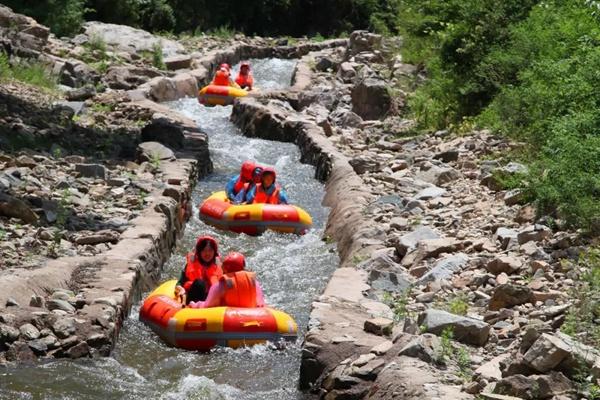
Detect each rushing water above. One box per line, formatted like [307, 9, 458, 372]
[0, 59, 338, 400]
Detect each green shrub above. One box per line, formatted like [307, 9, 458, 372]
[0, 52, 57, 90]
[151, 43, 165, 69]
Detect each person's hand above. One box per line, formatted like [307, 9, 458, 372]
[175, 285, 185, 296]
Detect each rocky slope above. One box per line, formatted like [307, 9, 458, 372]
[231, 31, 598, 399]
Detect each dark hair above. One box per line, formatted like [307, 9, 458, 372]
[196, 240, 216, 265]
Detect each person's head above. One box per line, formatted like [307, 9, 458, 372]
[220, 63, 231, 71]
[222, 252, 245, 274]
[240, 160, 256, 181]
[261, 168, 276, 188]
[195, 236, 218, 265]
[240, 61, 250, 74]
[252, 166, 263, 184]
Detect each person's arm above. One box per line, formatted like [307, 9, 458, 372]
[245, 186, 256, 204]
[233, 189, 245, 204]
[175, 268, 187, 298]
[279, 188, 289, 205]
[225, 175, 238, 200]
[191, 282, 224, 308]
[256, 282, 265, 307]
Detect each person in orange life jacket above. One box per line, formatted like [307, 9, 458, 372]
[188, 252, 265, 308]
[211, 67, 231, 86]
[233, 165, 263, 204]
[175, 236, 222, 304]
[245, 167, 289, 205]
[225, 160, 257, 202]
[235, 61, 254, 90]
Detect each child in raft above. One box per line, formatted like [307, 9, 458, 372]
[233, 165, 263, 204]
[175, 235, 222, 304]
[245, 167, 289, 205]
[211, 63, 240, 88]
[225, 160, 262, 203]
[189, 252, 265, 308]
[235, 61, 254, 90]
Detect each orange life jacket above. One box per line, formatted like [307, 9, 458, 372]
[252, 184, 281, 204]
[222, 271, 257, 307]
[184, 253, 222, 291]
[213, 70, 230, 86]
[235, 72, 253, 89]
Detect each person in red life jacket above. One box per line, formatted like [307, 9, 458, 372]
[175, 235, 222, 304]
[211, 67, 231, 86]
[225, 160, 257, 202]
[188, 252, 265, 309]
[235, 61, 254, 90]
[245, 167, 289, 205]
[220, 63, 231, 72]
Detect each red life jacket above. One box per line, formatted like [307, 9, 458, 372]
[213, 70, 230, 86]
[184, 253, 222, 291]
[233, 177, 251, 195]
[252, 184, 281, 204]
[222, 271, 257, 307]
[235, 72, 253, 89]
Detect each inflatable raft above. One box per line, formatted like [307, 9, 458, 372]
[198, 191, 312, 235]
[139, 280, 298, 351]
[198, 84, 247, 106]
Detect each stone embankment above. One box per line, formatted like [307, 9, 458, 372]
[231, 31, 595, 399]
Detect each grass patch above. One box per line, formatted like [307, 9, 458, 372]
[0, 52, 58, 92]
[206, 25, 237, 39]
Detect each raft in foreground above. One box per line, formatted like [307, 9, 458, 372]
[199, 191, 313, 235]
[139, 280, 298, 351]
[198, 84, 247, 106]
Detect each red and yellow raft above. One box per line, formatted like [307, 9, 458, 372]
[198, 191, 312, 235]
[198, 84, 247, 106]
[139, 280, 298, 351]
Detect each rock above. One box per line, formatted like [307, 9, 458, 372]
[370, 340, 393, 355]
[0, 323, 20, 344]
[517, 225, 552, 245]
[346, 30, 382, 56]
[315, 56, 335, 72]
[394, 226, 440, 257]
[351, 77, 392, 120]
[364, 318, 394, 336]
[29, 295, 45, 308]
[65, 341, 90, 358]
[330, 108, 364, 128]
[136, 141, 175, 163]
[495, 372, 572, 400]
[82, 21, 183, 56]
[15, 155, 36, 168]
[147, 76, 178, 102]
[27, 338, 48, 355]
[369, 268, 413, 294]
[74, 230, 120, 245]
[417, 165, 462, 186]
[523, 333, 572, 372]
[414, 186, 446, 200]
[338, 62, 357, 83]
[389, 217, 408, 230]
[398, 333, 441, 363]
[494, 228, 519, 251]
[353, 353, 376, 367]
[503, 189, 524, 206]
[65, 85, 96, 101]
[417, 253, 469, 285]
[489, 284, 533, 311]
[486, 256, 523, 275]
[47, 299, 76, 314]
[348, 155, 380, 174]
[0, 192, 38, 223]
[75, 163, 106, 179]
[172, 72, 198, 98]
[164, 54, 192, 70]
[19, 323, 40, 341]
[351, 358, 386, 381]
[475, 354, 511, 382]
[52, 317, 76, 339]
[515, 205, 536, 223]
[6, 297, 19, 307]
[434, 150, 459, 163]
[418, 309, 490, 346]
[401, 238, 461, 267]
[5, 341, 36, 363]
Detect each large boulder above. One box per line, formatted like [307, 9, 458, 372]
[103, 66, 161, 90]
[346, 30, 382, 58]
[82, 21, 184, 56]
[0, 5, 49, 55]
[0, 192, 38, 223]
[351, 77, 392, 120]
[418, 309, 491, 346]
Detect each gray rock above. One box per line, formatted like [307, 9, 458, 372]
[517, 225, 552, 245]
[0, 323, 21, 344]
[5, 297, 20, 307]
[75, 163, 106, 179]
[52, 317, 76, 339]
[65, 341, 90, 359]
[364, 318, 394, 336]
[74, 230, 120, 245]
[27, 338, 48, 355]
[393, 226, 440, 257]
[5, 341, 36, 363]
[489, 284, 533, 311]
[346, 30, 382, 56]
[350, 358, 386, 381]
[418, 309, 491, 346]
[19, 323, 40, 341]
[417, 165, 462, 186]
[398, 333, 441, 363]
[348, 155, 380, 174]
[369, 268, 413, 294]
[315, 56, 335, 72]
[523, 333, 571, 373]
[417, 253, 469, 285]
[351, 77, 392, 120]
[29, 295, 45, 308]
[433, 150, 459, 163]
[136, 141, 175, 164]
[164, 54, 192, 70]
[338, 62, 357, 83]
[414, 186, 446, 200]
[495, 227, 519, 251]
[65, 85, 96, 101]
[47, 299, 76, 313]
